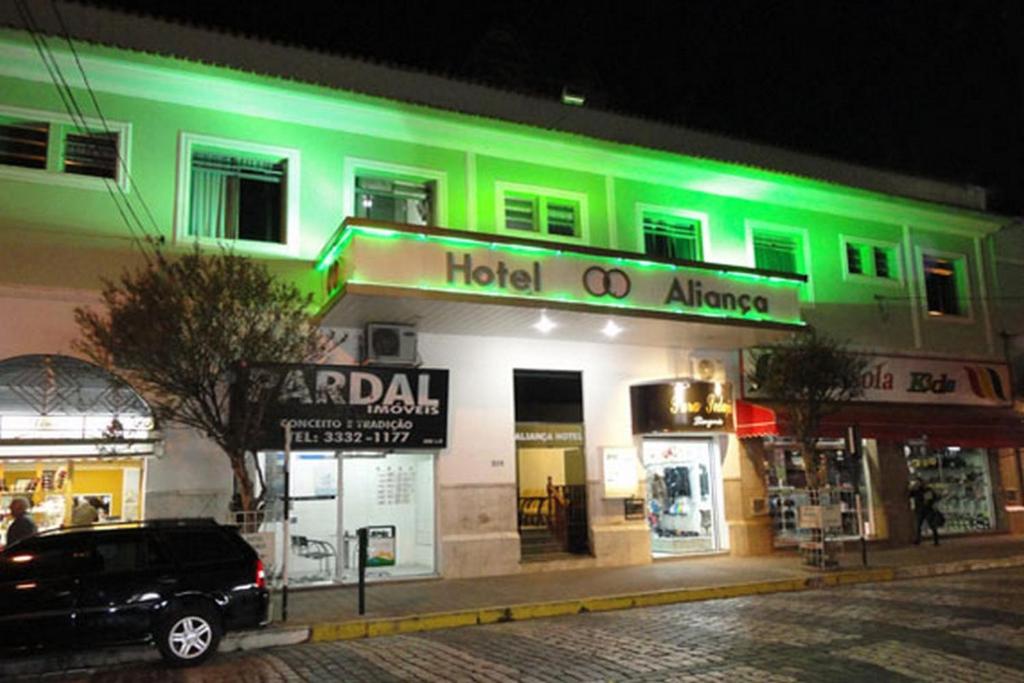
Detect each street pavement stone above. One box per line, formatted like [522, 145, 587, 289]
[19, 567, 1024, 682]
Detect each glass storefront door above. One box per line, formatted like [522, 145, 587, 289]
[906, 445, 995, 534]
[339, 452, 436, 582]
[643, 439, 721, 556]
[259, 450, 436, 586]
[286, 452, 340, 585]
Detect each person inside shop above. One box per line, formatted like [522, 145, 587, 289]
[71, 496, 100, 526]
[5, 497, 37, 547]
[909, 478, 942, 546]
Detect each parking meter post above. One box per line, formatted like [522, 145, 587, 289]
[282, 423, 292, 622]
[357, 527, 368, 615]
[847, 424, 867, 567]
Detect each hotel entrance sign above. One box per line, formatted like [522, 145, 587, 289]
[319, 222, 805, 328]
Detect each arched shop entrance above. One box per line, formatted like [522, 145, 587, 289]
[0, 355, 161, 543]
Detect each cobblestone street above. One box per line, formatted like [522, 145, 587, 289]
[32, 568, 1024, 682]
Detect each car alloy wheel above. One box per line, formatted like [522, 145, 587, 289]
[167, 615, 213, 660]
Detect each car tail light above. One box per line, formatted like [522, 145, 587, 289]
[255, 558, 266, 589]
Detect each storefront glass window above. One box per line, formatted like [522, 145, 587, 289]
[0, 458, 145, 544]
[643, 439, 721, 556]
[258, 450, 436, 586]
[763, 442, 873, 546]
[905, 445, 994, 533]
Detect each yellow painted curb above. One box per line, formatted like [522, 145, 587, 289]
[508, 601, 581, 620]
[476, 607, 510, 625]
[580, 595, 636, 613]
[310, 621, 367, 642]
[303, 556, 1024, 644]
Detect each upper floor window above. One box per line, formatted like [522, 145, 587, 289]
[496, 183, 587, 242]
[64, 130, 119, 179]
[0, 106, 129, 190]
[355, 175, 433, 226]
[189, 151, 286, 243]
[753, 230, 802, 275]
[843, 238, 900, 282]
[504, 192, 579, 237]
[0, 118, 48, 170]
[176, 133, 300, 255]
[923, 254, 964, 317]
[642, 210, 702, 261]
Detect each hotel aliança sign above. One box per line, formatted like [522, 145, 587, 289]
[318, 222, 805, 328]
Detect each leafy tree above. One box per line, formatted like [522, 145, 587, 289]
[75, 246, 332, 526]
[747, 328, 867, 488]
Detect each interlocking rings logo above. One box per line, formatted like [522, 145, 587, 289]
[583, 266, 631, 299]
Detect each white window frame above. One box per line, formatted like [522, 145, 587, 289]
[0, 104, 131, 192]
[175, 132, 300, 257]
[495, 181, 589, 244]
[342, 157, 448, 227]
[839, 234, 904, 287]
[744, 220, 815, 304]
[634, 204, 711, 262]
[914, 246, 974, 323]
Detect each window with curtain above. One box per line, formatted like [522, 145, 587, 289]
[753, 231, 801, 274]
[188, 151, 286, 243]
[355, 175, 433, 226]
[643, 212, 702, 261]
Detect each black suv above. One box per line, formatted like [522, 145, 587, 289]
[0, 519, 269, 665]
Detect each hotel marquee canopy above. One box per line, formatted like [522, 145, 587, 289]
[316, 219, 807, 347]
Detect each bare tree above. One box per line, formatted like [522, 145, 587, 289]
[75, 246, 332, 526]
[747, 328, 867, 488]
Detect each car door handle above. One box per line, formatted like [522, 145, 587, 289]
[157, 576, 178, 586]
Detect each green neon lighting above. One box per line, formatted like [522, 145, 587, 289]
[348, 279, 804, 326]
[324, 224, 802, 288]
[319, 223, 806, 326]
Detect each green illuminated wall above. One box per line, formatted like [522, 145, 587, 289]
[0, 27, 1005, 357]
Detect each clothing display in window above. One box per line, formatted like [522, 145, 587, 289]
[642, 439, 719, 556]
[663, 466, 691, 499]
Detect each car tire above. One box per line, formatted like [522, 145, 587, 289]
[155, 603, 223, 666]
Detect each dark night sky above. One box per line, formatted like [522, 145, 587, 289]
[88, 0, 1024, 214]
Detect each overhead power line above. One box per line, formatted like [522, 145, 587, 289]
[14, 0, 162, 260]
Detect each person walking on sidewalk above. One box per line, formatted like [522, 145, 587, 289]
[909, 478, 941, 546]
[5, 497, 37, 547]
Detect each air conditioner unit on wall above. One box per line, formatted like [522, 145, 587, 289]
[691, 357, 725, 382]
[363, 323, 417, 365]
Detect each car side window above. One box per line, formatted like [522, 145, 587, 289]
[89, 533, 172, 575]
[0, 537, 83, 581]
[161, 530, 243, 566]
[93, 537, 146, 574]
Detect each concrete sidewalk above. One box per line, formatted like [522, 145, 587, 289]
[286, 534, 1024, 638]
[5, 534, 1024, 677]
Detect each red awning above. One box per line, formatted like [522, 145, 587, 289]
[736, 399, 1024, 449]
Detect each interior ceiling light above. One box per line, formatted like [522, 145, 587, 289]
[533, 311, 556, 334]
[601, 320, 623, 338]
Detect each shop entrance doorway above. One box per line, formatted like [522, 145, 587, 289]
[514, 370, 590, 560]
[643, 438, 722, 556]
[259, 450, 436, 586]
